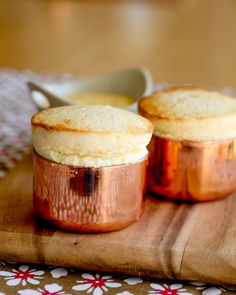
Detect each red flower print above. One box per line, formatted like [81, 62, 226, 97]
[72, 273, 122, 295]
[149, 284, 193, 295]
[0, 265, 44, 286]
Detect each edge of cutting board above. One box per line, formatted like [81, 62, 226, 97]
[0, 154, 236, 284]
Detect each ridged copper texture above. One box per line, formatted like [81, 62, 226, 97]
[33, 150, 147, 232]
[148, 135, 236, 202]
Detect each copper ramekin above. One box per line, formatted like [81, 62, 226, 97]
[33, 150, 147, 232]
[148, 135, 236, 202]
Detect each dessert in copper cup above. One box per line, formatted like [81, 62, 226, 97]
[139, 85, 236, 202]
[32, 105, 153, 232]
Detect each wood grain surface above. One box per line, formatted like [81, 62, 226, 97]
[0, 154, 236, 285]
[1, 0, 236, 88]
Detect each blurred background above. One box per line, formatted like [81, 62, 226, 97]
[0, 0, 236, 87]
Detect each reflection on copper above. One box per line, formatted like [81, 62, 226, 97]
[148, 135, 236, 202]
[33, 150, 147, 232]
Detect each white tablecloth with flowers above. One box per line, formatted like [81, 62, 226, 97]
[0, 69, 236, 295]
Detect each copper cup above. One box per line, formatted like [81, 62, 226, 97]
[148, 135, 236, 202]
[33, 150, 147, 232]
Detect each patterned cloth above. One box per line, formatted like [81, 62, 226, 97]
[0, 69, 236, 295]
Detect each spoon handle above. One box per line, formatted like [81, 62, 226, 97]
[27, 81, 66, 109]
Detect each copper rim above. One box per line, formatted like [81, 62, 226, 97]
[147, 135, 236, 202]
[33, 151, 147, 232]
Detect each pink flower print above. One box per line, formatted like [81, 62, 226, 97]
[0, 265, 44, 286]
[149, 283, 193, 295]
[190, 281, 236, 295]
[18, 283, 70, 295]
[72, 273, 122, 295]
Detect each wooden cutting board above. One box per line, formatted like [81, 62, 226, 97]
[0, 154, 236, 285]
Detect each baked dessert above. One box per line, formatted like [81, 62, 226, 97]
[139, 85, 236, 202]
[32, 105, 153, 232]
[139, 85, 236, 141]
[32, 105, 153, 167]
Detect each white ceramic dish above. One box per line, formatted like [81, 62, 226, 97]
[28, 68, 153, 112]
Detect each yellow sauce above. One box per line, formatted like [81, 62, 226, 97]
[67, 92, 134, 108]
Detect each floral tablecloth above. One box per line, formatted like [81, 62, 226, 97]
[0, 69, 236, 295]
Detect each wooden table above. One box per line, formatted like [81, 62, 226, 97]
[0, 0, 236, 88]
[1, 1, 236, 294]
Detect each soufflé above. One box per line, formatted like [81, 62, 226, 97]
[139, 86, 236, 202]
[32, 105, 153, 232]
